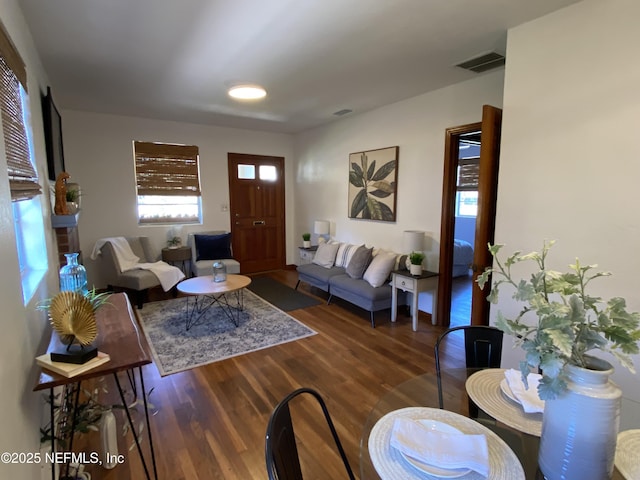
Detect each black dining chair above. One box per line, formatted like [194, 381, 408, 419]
[265, 387, 355, 480]
[434, 325, 503, 412]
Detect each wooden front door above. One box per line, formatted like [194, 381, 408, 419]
[228, 153, 285, 274]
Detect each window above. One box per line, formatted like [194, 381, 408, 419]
[259, 165, 277, 181]
[13, 196, 48, 304]
[455, 157, 479, 217]
[456, 191, 478, 217]
[237, 164, 255, 179]
[133, 141, 202, 224]
[0, 25, 47, 304]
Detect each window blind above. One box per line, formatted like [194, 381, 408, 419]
[0, 22, 26, 91]
[134, 141, 201, 196]
[457, 158, 479, 191]
[0, 24, 41, 202]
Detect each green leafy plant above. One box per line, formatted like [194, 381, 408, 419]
[167, 236, 182, 247]
[302, 232, 311, 242]
[349, 152, 396, 221]
[40, 381, 157, 451]
[65, 188, 79, 203]
[409, 251, 425, 265]
[40, 385, 109, 449]
[478, 240, 640, 399]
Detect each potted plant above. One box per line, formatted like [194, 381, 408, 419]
[408, 251, 425, 275]
[478, 240, 640, 479]
[302, 232, 311, 248]
[167, 236, 182, 249]
[65, 186, 80, 214]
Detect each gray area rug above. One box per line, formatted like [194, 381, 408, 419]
[247, 276, 321, 311]
[137, 290, 317, 376]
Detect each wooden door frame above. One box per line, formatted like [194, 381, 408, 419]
[436, 105, 502, 327]
[436, 122, 481, 326]
[470, 105, 502, 326]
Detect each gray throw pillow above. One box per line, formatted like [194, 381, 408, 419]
[346, 246, 373, 279]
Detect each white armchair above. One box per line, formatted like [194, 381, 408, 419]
[187, 231, 240, 277]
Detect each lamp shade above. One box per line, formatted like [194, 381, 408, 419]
[314, 220, 330, 235]
[403, 230, 424, 253]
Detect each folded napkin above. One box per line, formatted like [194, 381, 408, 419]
[504, 369, 545, 413]
[390, 417, 490, 477]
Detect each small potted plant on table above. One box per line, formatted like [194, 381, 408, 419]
[302, 232, 311, 248]
[167, 236, 182, 249]
[408, 251, 425, 275]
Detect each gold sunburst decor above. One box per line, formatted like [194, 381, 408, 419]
[48, 291, 98, 346]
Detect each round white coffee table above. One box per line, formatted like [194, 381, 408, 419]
[177, 274, 251, 330]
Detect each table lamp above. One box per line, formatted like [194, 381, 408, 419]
[403, 230, 425, 273]
[314, 220, 330, 244]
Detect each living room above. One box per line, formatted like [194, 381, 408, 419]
[2, 0, 640, 478]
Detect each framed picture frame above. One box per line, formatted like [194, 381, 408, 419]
[42, 87, 66, 181]
[348, 146, 399, 221]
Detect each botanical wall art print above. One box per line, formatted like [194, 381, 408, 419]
[348, 146, 399, 222]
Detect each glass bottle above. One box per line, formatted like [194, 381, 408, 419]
[213, 261, 227, 282]
[59, 252, 88, 295]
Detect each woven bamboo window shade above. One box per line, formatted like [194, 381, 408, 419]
[457, 157, 479, 191]
[0, 24, 42, 202]
[134, 141, 201, 196]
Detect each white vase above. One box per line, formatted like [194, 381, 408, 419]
[303, 240, 311, 248]
[410, 264, 422, 275]
[538, 356, 621, 480]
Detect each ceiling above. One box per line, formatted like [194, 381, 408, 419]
[18, 0, 581, 134]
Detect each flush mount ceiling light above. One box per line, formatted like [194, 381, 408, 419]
[228, 84, 267, 100]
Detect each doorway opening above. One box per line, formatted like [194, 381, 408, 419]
[451, 131, 481, 327]
[437, 105, 502, 327]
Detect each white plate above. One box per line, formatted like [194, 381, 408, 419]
[368, 407, 526, 480]
[499, 379, 519, 404]
[399, 420, 471, 478]
[465, 369, 543, 437]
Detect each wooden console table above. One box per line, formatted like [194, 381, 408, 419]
[34, 293, 157, 480]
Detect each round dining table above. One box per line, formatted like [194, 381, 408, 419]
[360, 368, 634, 480]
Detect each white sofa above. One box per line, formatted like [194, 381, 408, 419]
[187, 231, 241, 277]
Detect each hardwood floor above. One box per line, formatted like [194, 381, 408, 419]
[450, 273, 473, 328]
[75, 270, 467, 480]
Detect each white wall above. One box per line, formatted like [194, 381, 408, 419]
[61, 111, 294, 288]
[0, 1, 62, 478]
[295, 71, 504, 312]
[496, 0, 640, 408]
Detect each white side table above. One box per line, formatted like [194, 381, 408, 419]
[391, 269, 439, 331]
[298, 245, 318, 265]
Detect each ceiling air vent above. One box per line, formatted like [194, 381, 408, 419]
[333, 109, 352, 117]
[456, 51, 505, 73]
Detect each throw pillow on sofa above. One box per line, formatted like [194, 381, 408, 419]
[363, 250, 397, 287]
[312, 242, 340, 268]
[334, 243, 362, 267]
[346, 246, 373, 279]
[195, 233, 232, 261]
